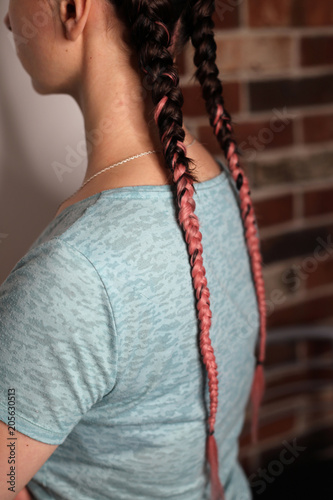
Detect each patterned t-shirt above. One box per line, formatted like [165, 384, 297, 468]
[0, 158, 259, 500]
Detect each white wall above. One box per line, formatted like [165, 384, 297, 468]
[0, 2, 88, 283]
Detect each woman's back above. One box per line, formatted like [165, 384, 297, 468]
[0, 159, 258, 499]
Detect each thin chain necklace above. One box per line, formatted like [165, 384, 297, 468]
[57, 137, 197, 212]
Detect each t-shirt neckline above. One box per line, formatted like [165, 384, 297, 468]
[53, 159, 228, 222]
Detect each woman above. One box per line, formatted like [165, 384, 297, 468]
[1, 0, 266, 499]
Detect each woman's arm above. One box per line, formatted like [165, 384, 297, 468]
[14, 487, 33, 500]
[0, 421, 58, 500]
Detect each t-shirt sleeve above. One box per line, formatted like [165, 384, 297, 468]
[0, 237, 117, 445]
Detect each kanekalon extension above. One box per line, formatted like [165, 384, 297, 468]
[188, 0, 267, 445]
[214, 104, 267, 444]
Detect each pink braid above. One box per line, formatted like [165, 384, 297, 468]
[188, 0, 268, 447]
[156, 97, 226, 500]
[213, 104, 267, 442]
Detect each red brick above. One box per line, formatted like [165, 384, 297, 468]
[252, 150, 333, 188]
[197, 126, 219, 154]
[239, 431, 252, 448]
[244, 36, 292, 74]
[253, 195, 294, 228]
[303, 113, 333, 144]
[292, 0, 333, 27]
[176, 52, 186, 76]
[248, 0, 292, 27]
[305, 339, 333, 358]
[197, 126, 222, 154]
[264, 341, 296, 366]
[182, 85, 207, 117]
[305, 406, 333, 426]
[306, 256, 333, 289]
[182, 82, 240, 117]
[250, 75, 333, 111]
[240, 414, 296, 445]
[198, 117, 294, 155]
[233, 119, 294, 151]
[248, 0, 333, 28]
[261, 367, 333, 408]
[261, 224, 333, 264]
[304, 187, 333, 217]
[267, 368, 333, 391]
[215, 36, 292, 75]
[215, 37, 242, 74]
[223, 82, 241, 114]
[267, 293, 333, 328]
[265, 371, 309, 400]
[303, 390, 333, 425]
[301, 36, 333, 67]
[213, 3, 240, 30]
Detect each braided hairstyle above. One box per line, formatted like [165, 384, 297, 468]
[188, 0, 267, 443]
[109, 0, 267, 498]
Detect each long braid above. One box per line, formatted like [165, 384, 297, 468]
[189, 0, 267, 442]
[111, 0, 225, 497]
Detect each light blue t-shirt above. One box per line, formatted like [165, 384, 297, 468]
[0, 158, 259, 500]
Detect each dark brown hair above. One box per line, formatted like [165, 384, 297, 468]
[108, 1, 267, 498]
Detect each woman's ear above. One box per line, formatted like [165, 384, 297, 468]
[59, 0, 91, 41]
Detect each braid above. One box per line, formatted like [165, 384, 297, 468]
[189, 0, 267, 443]
[111, 0, 225, 497]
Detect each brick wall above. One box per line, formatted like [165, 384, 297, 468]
[178, 0, 333, 491]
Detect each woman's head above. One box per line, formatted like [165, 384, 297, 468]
[4, 1, 119, 95]
[3, 0, 187, 96]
